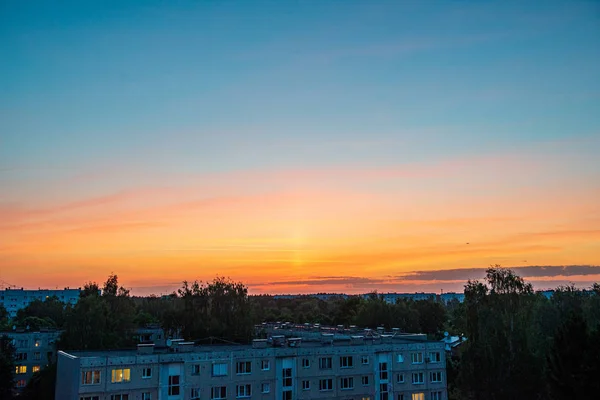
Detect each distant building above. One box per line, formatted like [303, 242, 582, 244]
[439, 293, 465, 304]
[0, 288, 81, 318]
[363, 293, 437, 304]
[56, 325, 448, 400]
[2, 329, 62, 390]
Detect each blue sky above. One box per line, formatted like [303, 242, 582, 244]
[1, 1, 599, 293]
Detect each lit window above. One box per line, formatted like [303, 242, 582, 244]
[32, 365, 41, 373]
[236, 361, 252, 374]
[34, 340, 41, 347]
[211, 386, 227, 399]
[411, 394, 425, 400]
[302, 380, 310, 390]
[111, 368, 131, 383]
[236, 384, 252, 398]
[340, 377, 354, 390]
[142, 367, 152, 378]
[212, 363, 227, 376]
[81, 370, 101, 385]
[319, 378, 333, 391]
[261, 383, 270, 393]
[15, 365, 27, 374]
[261, 359, 270, 370]
[411, 352, 423, 364]
[168, 375, 180, 396]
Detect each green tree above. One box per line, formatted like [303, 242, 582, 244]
[20, 363, 56, 400]
[0, 335, 15, 399]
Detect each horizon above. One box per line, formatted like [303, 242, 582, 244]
[2, 1, 599, 294]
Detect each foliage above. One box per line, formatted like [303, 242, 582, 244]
[0, 335, 15, 399]
[14, 296, 69, 329]
[20, 363, 56, 400]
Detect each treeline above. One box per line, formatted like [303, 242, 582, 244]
[2, 268, 600, 399]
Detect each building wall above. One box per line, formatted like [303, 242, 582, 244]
[3, 330, 61, 390]
[57, 340, 447, 400]
[0, 288, 81, 318]
[56, 351, 81, 400]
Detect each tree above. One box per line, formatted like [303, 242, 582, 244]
[15, 296, 68, 328]
[0, 335, 15, 399]
[80, 282, 100, 298]
[20, 363, 56, 400]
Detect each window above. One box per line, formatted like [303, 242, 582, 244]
[431, 392, 443, 400]
[142, 367, 152, 378]
[302, 358, 310, 368]
[397, 395, 404, 400]
[379, 362, 388, 380]
[283, 368, 292, 387]
[379, 383, 389, 400]
[191, 388, 200, 400]
[33, 352, 41, 360]
[362, 376, 369, 386]
[236, 384, 252, 398]
[32, 365, 40, 373]
[319, 357, 332, 369]
[341, 377, 354, 390]
[411, 352, 423, 364]
[111, 368, 131, 383]
[16, 380, 26, 388]
[212, 363, 227, 376]
[283, 392, 292, 400]
[110, 395, 129, 400]
[261, 359, 270, 370]
[411, 394, 424, 400]
[302, 380, 310, 390]
[168, 375, 180, 396]
[429, 352, 441, 363]
[411, 372, 424, 384]
[81, 370, 101, 385]
[430, 371, 442, 383]
[361, 355, 369, 365]
[15, 365, 27, 374]
[261, 383, 270, 393]
[142, 394, 151, 400]
[236, 361, 252, 374]
[397, 354, 404, 363]
[211, 386, 227, 399]
[319, 378, 333, 391]
[17, 339, 28, 347]
[34, 340, 41, 347]
[192, 364, 201, 375]
[396, 373, 404, 383]
[80, 397, 100, 400]
[340, 356, 354, 368]
[16, 352, 27, 361]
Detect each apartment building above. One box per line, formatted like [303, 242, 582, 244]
[2, 329, 62, 390]
[1, 287, 81, 318]
[56, 332, 447, 400]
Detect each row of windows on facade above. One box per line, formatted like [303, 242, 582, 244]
[15, 365, 41, 374]
[12, 339, 44, 348]
[82, 360, 443, 386]
[79, 386, 444, 400]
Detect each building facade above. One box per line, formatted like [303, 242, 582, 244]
[56, 334, 447, 400]
[2, 329, 62, 390]
[1, 287, 81, 318]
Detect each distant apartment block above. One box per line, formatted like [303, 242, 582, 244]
[2, 329, 61, 390]
[56, 325, 447, 400]
[1, 287, 81, 318]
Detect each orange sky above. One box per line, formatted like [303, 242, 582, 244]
[2, 142, 599, 295]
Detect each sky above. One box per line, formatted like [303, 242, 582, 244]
[1, 1, 599, 295]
